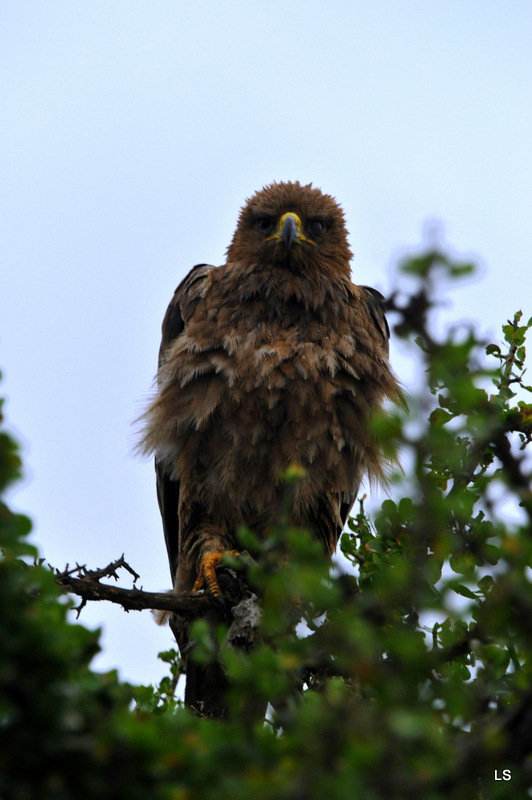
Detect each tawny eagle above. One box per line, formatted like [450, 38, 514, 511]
[140, 181, 398, 714]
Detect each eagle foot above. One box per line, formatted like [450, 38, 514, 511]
[192, 550, 241, 609]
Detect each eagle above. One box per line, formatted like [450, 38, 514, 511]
[139, 181, 399, 715]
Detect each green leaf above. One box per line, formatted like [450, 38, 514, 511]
[478, 575, 495, 596]
[449, 552, 476, 575]
[452, 583, 478, 600]
[449, 262, 475, 277]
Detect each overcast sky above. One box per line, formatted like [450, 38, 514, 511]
[1, 2, 531, 687]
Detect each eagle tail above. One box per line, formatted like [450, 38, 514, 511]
[184, 658, 229, 718]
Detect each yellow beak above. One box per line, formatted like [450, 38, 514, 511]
[264, 212, 316, 248]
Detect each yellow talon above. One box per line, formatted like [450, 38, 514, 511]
[192, 550, 241, 598]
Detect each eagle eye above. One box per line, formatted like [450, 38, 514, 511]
[307, 217, 327, 238]
[253, 214, 275, 235]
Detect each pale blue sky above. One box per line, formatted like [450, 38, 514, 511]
[1, 2, 531, 686]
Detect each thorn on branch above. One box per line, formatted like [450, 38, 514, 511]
[73, 597, 87, 619]
[55, 555, 140, 585]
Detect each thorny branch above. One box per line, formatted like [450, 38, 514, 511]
[54, 555, 209, 618]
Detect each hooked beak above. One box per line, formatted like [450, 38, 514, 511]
[280, 214, 298, 249]
[265, 212, 316, 249]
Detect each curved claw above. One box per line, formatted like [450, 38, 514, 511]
[192, 550, 240, 606]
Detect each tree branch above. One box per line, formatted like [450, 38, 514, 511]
[53, 556, 210, 617]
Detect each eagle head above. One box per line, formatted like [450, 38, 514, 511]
[225, 181, 353, 277]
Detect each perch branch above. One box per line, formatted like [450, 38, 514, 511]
[53, 556, 209, 616]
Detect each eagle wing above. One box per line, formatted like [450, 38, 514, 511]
[336, 285, 390, 531]
[361, 285, 390, 352]
[155, 264, 214, 583]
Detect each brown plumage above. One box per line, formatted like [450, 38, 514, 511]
[139, 181, 399, 715]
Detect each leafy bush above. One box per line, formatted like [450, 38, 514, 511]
[1, 246, 531, 799]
